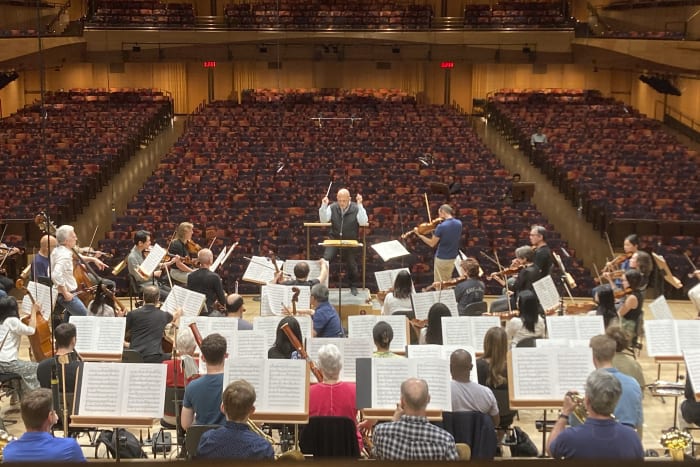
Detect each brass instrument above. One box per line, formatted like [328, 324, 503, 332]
[247, 419, 274, 444]
[111, 257, 128, 276]
[566, 391, 587, 423]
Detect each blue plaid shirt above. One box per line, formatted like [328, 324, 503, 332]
[373, 415, 459, 461]
[196, 421, 274, 460]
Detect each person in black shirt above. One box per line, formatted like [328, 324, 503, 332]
[529, 225, 552, 278]
[126, 285, 181, 362]
[268, 316, 302, 359]
[187, 248, 227, 316]
[168, 222, 196, 285]
[36, 323, 80, 399]
[274, 259, 328, 288]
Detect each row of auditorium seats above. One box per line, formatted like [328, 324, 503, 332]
[598, 30, 685, 39]
[88, 0, 195, 27]
[225, 1, 432, 29]
[0, 88, 173, 224]
[484, 88, 699, 234]
[604, 0, 700, 9]
[98, 88, 592, 297]
[464, 2, 573, 28]
[638, 235, 700, 299]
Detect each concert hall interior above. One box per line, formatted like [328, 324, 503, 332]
[0, 0, 699, 461]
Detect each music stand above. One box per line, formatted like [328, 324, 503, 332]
[319, 240, 363, 313]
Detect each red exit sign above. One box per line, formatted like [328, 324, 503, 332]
[203, 61, 217, 68]
[440, 61, 455, 69]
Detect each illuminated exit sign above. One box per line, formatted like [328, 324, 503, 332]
[440, 61, 454, 69]
[203, 61, 217, 68]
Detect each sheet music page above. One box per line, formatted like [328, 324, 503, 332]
[379, 315, 408, 352]
[676, 321, 700, 353]
[21, 281, 55, 321]
[406, 344, 442, 359]
[264, 359, 307, 413]
[574, 316, 605, 340]
[224, 358, 265, 393]
[536, 338, 569, 348]
[306, 337, 372, 382]
[70, 316, 125, 354]
[532, 275, 560, 312]
[348, 315, 377, 340]
[243, 256, 280, 284]
[649, 295, 674, 320]
[372, 358, 409, 408]
[122, 363, 167, 417]
[546, 316, 578, 340]
[209, 246, 227, 272]
[511, 348, 557, 400]
[411, 291, 437, 321]
[233, 330, 269, 359]
[374, 268, 412, 292]
[644, 320, 680, 356]
[261, 285, 310, 316]
[683, 349, 700, 400]
[138, 243, 166, 278]
[412, 358, 452, 411]
[161, 285, 204, 317]
[252, 316, 312, 351]
[371, 240, 410, 262]
[441, 316, 473, 347]
[282, 260, 329, 287]
[470, 316, 501, 353]
[554, 347, 593, 396]
[569, 339, 591, 348]
[77, 362, 123, 415]
[435, 289, 459, 316]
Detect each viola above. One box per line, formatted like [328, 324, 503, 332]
[602, 253, 631, 273]
[423, 275, 468, 292]
[401, 218, 444, 239]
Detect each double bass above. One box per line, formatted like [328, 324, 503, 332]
[16, 284, 53, 362]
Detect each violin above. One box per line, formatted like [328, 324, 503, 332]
[401, 218, 444, 239]
[614, 287, 633, 300]
[603, 253, 631, 273]
[186, 239, 202, 255]
[488, 264, 523, 280]
[423, 275, 468, 292]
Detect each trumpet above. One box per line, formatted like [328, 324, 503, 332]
[566, 391, 587, 423]
[247, 419, 274, 444]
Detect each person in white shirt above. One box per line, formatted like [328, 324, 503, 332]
[0, 296, 41, 395]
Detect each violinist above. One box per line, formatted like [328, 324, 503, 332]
[380, 270, 413, 316]
[127, 230, 170, 301]
[0, 243, 21, 294]
[414, 205, 462, 283]
[629, 250, 652, 291]
[0, 296, 41, 396]
[87, 284, 123, 317]
[319, 188, 367, 296]
[616, 269, 644, 345]
[51, 225, 107, 320]
[529, 225, 552, 277]
[186, 248, 226, 317]
[490, 246, 541, 313]
[453, 258, 485, 316]
[168, 222, 196, 286]
[601, 234, 639, 291]
[30, 235, 57, 280]
[275, 259, 328, 288]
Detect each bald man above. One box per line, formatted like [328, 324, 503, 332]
[31, 235, 57, 280]
[450, 349, 499, 427]
[186, 248, 227, 316]
[225, 293, 253, 330]
[319, 188, 368, 296]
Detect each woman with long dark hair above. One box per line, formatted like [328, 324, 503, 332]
[595, 284, 618, 329]
[506, 290, 545, 346]
[380, 270, 413, 315]
[268, 316, 303, 359]
[420, 303, 451, 345]
[617, 269, 644, 343]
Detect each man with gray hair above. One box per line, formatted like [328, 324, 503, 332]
[490, 245, 541, 313]
[413, 204, 462, 283]
[547, 369, 644, 459]
[307, 284, 344, 338]
[373, 378, 459, 460]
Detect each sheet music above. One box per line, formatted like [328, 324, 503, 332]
[260, 284, 311, 317]
[440, 316, 500, 353]
[161, 285, 205, 317]
[243, 256, 282, 284]
[232, 330, 269, 359]
[411, 290, 458, 320]
[510, 347, 593, 400]
[282, 260, 329, 287]
[537, 339, 590, 348]
[224, 358, 264, 392]
[347, 315, 408, 353]
[137, 243, 166, 278]
[470, 316, 501, 353]
[209, 246, 227, 272]
[414, 359, 452, 411]
[532, 275, 560, 312]
[546, 315, 604, 341]
[70, 316, 125, 355]
[371, 240, 411, 262]
[684, 349, 700, 400]
[644, 320, 680, 356]
[374, 267, 412, 292]
[406, 345, 476, 381]
[307, 337, 373, 382]
[252, 315, 313, 351]
[678, 321, 700, 352]
[575, 316, 605, 340]
[649, 295, 674, 320]
[77, 362, 166, 418]
[180, 316, 239, 339]
[371, 358, 409, 408]
[21, 280, 55, 321]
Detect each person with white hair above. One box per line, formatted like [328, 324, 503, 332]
[308, 343, 363, 451]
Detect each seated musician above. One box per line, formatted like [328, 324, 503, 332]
[380, 270, 413, 316]
[606, 326, 645, 391]
[690, 269, 700, 316]
[489, 246, 540, 314]
[87, 284, 124, 317]
[293, 284, 344, 338]
[162, 328, 199, 427]
[594, 284, 618, 329]
[308, 344, 363, 452]
[274, 259, 328, 288]
[616, 269, 644, 344]
[196, 380, 274, 460]
[680, 375, 700, 430]
[419, 303, 452, 345]
[450, 349, 500, 428]
[186, 248, 227, 317]
[505, 291, 545, 347]
[225, 294, 253, 330]
[168, 222, 197, 286]
[0, 296, 41, 396]
[268, 316, 303, 359]
[373, 322, 401, 358]
[454, 258, 485, 315]
[127, 230, 171, 302]
[36, 323, 80, 395]
[125, 285, 182, 363]
[477, 327, 517, 431]
[181, 333, 227, 430]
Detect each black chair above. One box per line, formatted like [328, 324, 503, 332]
[461, 301, 488, 316]
[121, 350, 144, 363]
[515, 337, 538, 348]
[184, 424, 219, 460]
[0, 372, 22, 404]
[152, 386, 185, 458]
[442, 411, 497, 460]
[299, 416, 360, 458]
[392, 310, 418, 344]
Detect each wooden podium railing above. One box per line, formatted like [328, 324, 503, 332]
[303, 222, 368, 290]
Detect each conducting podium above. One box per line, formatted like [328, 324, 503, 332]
[304, 222, 369, 290]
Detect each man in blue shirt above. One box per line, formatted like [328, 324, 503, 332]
[547, 369, 643, 459]
[308, 284, 344, 338]
[3, 388, 86, 462]
[413, 204, 462, 283]
[181, 333, 227, 430]
[196, 379, 274, 459]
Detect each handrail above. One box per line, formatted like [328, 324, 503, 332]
[655, 99, 700, 133]
[46, 0, 70, 34]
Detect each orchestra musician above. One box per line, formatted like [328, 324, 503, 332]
[274, 259, 328, 288]
[414, 205, 462, 283]
[319, 188, 368, 296]
[268, 316, 303, 359]
[420, 303, 451, 345]
[380, 270, 413, 316]
[168, 222, 197, 286]
[36, 323, 81, 420]
[489, 245, 541, 313]
[689, 269, 700, 316]
[30, 235, 57, 281]
[373, 321, 400, 358]
[51, 225, 108, 320]
[616, 269, 644, 345]
[181, 333, 227, 430]
[186, 248, 227, 317]
[454, 258, 485, 315]
[127, 230, 171, 301]
[0, 243, 22, 294]
[529, 225, 552, 277]
[225, 294, 253, 330]
[0, 296, 41, 395]
[506, 290, 546, 347]
[125, 285, 182, 363]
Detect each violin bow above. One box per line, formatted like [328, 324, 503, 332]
[684, 252, 697, 271]
[423, 193, 431, 223]
[603, 231, 616, 262]
[87, 225, 99, 253]
[493, 249, 513, 313]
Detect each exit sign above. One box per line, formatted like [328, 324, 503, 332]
[440, 61, 455, 69]
[203, 61, 217, 68]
